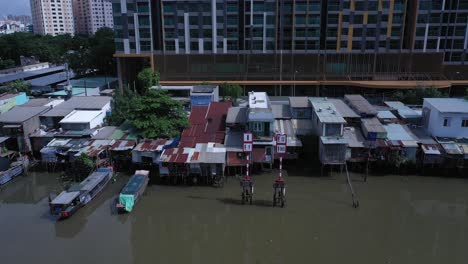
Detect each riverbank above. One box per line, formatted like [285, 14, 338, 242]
[1, 171, 468, 264]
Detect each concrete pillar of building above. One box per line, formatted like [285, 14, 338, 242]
[184, 13, 190, 54]
[211, 0, 217, 53]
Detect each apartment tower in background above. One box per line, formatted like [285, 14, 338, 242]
[73, 0, 114, 35]
[30, 0, 75, 36]
[111, 0, 468, 93]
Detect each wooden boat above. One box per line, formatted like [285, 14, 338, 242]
[0, 163, 23, 185]
[116, 170, 149, 213]
[49, 167, 113, 220]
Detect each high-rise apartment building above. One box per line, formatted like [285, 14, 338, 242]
[111, 0, 468, 92]
[73, 0, 114, 35]
[30, 0, 75, 36]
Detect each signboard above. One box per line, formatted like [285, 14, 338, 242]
[276, 145, 286, 154]
[276, 133, 287, 145]
[243, 132, 253, 143]
[243, 142, 253, 153]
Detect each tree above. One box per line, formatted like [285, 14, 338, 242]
[391, 87, 447, 105]
[89, 27, 116, 75]
[69, 153, 94, 182]
[137, 67, 160, 95]
[128, 89, 188, 138]
[8, 79, 31, 94]
[0, 58, 15, 70]
[220, 82, 242, 105]
[108, 88, 137, 126]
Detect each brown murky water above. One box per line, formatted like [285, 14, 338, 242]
[1, 170, 468, 264]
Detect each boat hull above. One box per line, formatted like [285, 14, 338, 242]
[0, 165, 23, 185]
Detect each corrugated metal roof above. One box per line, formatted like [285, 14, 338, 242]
[424, 98, 468, 114]
[362, 118, 386, 133]
[291, 119, 313, 136]
[40, 96, 111, 117]
[421, 144, 441, 155]
[328, 98, 360, 118]
[440, 143, 464, 155]
[59, 110, 103, 123]
[384, 101, 421, 119]
[0, 65, 66, 84]
[0, 106, 49, 123]
[344, 94, 378, 116]
[180, 102, 231, 148]
[377, 111, 397, 119]
[289, 97, 310, 108]
[274, 119, 302, 147]
[343, 127, 366, 148]
[133, 139, 172, 152]
[384, 124, 416, 141]
[28, 72, 69, 86]
[272, 104, 292, 119]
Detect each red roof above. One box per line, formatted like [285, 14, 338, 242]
[179, 102, 232, 148]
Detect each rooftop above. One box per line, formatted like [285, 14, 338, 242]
[377, 111, 397, 120]
[311, 101, 346, 124]
[328, 98, 360, 118]
[41, 96, 111, 117]
[59, 110, 103, 124]
[289, 97, 310, 108]
[20, 98, 63, 107]
[344, 94, 378, 116]
[384, 124, 417, 141]
[180, 102, 231, 148]
[226, 107, 248, 124]
[361, 117, 387, 133]
[0, 65, 66, 85]
[343, 127, 366, 148]
[248, 92, 269, 109]
[0, 106, 49, 123]
[384, 101, 421, 119]
[424, 98, 468, 114]
[192, 85, 217, 93]
[271, 104, 292, 119]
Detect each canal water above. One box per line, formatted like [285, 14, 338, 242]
[1, 170, 468, 264]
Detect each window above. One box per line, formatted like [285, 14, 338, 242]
[252, 122, 263, 132]
[443, 118, 451, 127]
[462, 120, 468, 127]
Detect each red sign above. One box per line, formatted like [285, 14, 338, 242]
[276, 133, 287, 145]
[243, 142, 253, 153]
[243, 132, 253, 143]
[276, 145, 286, 155]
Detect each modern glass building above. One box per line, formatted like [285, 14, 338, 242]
[111, 0, 468, 93]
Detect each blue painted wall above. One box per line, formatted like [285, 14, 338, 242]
[15, 92, 29, 106]
[191, 95, 213, 106]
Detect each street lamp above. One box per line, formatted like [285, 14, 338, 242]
[293, 70, 299, 96]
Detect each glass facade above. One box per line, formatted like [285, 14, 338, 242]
[112, 0, 468, 65]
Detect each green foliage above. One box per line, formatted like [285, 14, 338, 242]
[0, 29, 115, 76]
[128, 89, 188, 138]
[7, 79, 31, 94]
[137, 67, 159, 95]
[69, 153, 95, 182]
[220, 83, 243, 105]
[108, 88, 137, 126]
[0, 58, 15, 70]
[391, 87, 447, 105]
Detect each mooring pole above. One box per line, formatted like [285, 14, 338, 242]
[279, 156, 283, 178]
[345, 164, 359, 208]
